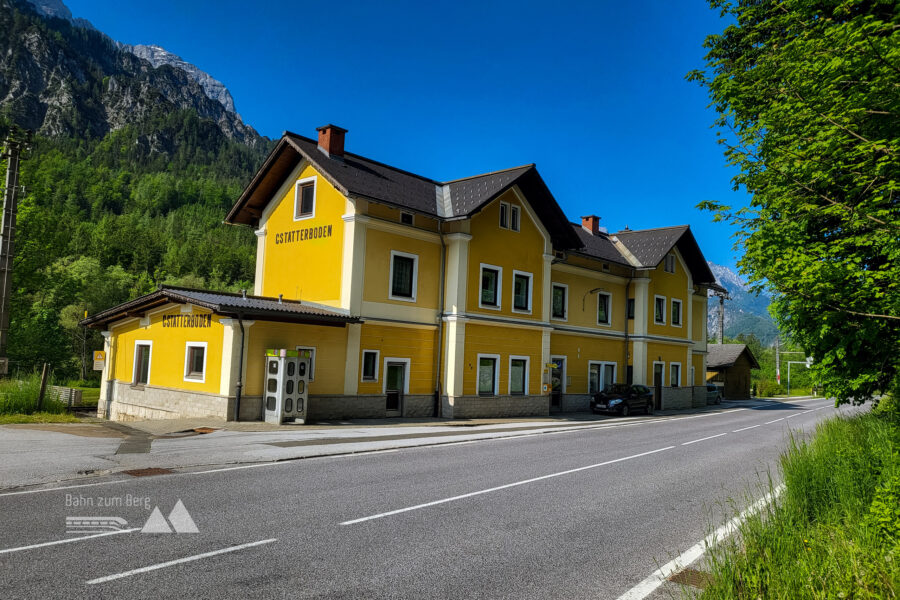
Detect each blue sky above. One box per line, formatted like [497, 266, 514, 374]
[67, 0, 745, 269]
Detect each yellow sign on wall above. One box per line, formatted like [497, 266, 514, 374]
[93, 350, 106, 371]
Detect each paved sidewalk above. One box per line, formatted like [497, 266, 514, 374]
[1, 398, 816, 491]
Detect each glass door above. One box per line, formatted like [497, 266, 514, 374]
[385, 362, 405, 416]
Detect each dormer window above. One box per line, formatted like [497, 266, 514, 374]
[294, 177, 316, 220]
[664, 254, 676, 273]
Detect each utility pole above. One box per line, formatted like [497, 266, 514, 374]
[775, 337, 780, 386]
[0, 129, 30, 376]
[710, 287, 729, 344]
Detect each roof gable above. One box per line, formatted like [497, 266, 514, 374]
[706, 344, 761, 370]
[612, 226, 717, 285]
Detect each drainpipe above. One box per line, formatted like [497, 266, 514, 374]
[434, 221, 446, 417]
[624, 269, 634, 383]
[234, 313, 246, 421]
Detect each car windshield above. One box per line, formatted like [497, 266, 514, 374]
[603, 384, 630, 394]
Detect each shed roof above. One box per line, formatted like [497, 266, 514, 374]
[706, 344, 761, 370]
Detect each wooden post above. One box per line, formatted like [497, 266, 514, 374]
[37, 362, 49, 411]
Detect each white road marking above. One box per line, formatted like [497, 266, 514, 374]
[85, 538, 278, 585]
[0, 528, 139, 555]
[0, 479, 133, 498]
[340, 446, 676, 525]
[765, 417, 785, 424]
[615, 485, 785, 600]
[680, 432, 728, 446]
[732, 424, 762, 433]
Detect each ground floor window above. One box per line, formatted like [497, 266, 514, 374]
[509, 356, 528, 395]
[478, 354, 499, 396]
[361, 349, 379, 381]
[589, 362, 616, 394]
[670, 363, 681, 387]
[184, 342, 207, 383]
[133, 341, 152, 385]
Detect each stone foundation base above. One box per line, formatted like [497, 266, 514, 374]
[560, 394, 591, 413]
[107, 382, 231, 421]
[660, 386, 693, 410]
[442, 395, 549, 419]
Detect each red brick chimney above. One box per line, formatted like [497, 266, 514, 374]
[316, 124, 348, 158]
[581, 215, 601, 236]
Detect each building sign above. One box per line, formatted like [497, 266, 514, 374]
[274, 224, 333, 245]
[163, 314, 212, 328]
[93, 351, 105, 371]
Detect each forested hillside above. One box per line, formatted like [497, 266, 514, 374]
[0, 0, 271, 378]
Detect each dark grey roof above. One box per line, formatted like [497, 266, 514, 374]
[444, 166, 533, 216]
[81, 286, 358, 329]
[706, 344, 760, 370]
[613, 226, 689, 267]
[569, 225, 632, 265]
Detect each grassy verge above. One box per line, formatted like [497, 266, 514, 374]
[699, 399, 900, 598]
[0, 412, 80, 424]
[0, 374, 67, 415]
[74, 387, 100, 407]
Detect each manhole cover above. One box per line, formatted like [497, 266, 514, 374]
[122, 468, 174, 477]
[668, 568, 712, 589]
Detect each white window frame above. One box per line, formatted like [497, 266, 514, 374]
[293, 176, 317, 221]
[132, 340, 152, 386]
[551, 282, 568, 321]
[550, 354, 567, 394]
[671, 298, 683, 327]
[670, 362, 682, 388]
[478, 263, 503, 310]
[509, 204, 520, 232]
[389, 250, 419, 303]
[361, 349, 380, 382]
[183, 341, 208, 383]
[588, 361, 617, 394]
[477, 353, 501, 396]
[511, 270, 533, 314]
[597, 291, 612, 326]
[652, 360, 667, 387]
[499, 201, 510, 229]
[508, 355, 530, 395]
[295, 345, 316, 381]
[654, 295, 667, 325]
[381, 357, 411, 395]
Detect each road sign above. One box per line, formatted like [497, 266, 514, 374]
[93, 350, 105, 371]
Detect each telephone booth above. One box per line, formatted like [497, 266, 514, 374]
[263, 349, 310, 424]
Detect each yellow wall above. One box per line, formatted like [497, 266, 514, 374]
[549, 268, 628, 331]
[112, 305, 224, 394]
[358, 324, 436, 395]
[692, 353, 705, 385]
[244, 321, 348, 395]
[550, 333, 628, 393]
[362, 228, 441, 309]
[462, 323, 542, 395]
[646, 342, 691, 386]
[647, 253, 690, 339]
[466, 190, 546, 320]
[691, 296, 706, 341]
[366, 203, 439, 232]
[259, 163, 345, 305]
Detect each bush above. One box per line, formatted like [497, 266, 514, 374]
[755, 379, 786, 397]
[0, 374, 67, 415]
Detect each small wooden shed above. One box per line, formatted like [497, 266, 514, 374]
[706, 344, 760, 400]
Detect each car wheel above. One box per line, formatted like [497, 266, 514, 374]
[621, 404, 630, 417]
[646, 398, 653, 415]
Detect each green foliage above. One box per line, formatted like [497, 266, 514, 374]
[0, 373, 66, 415]
[700, 412, 900, 598]
[690, 0, 900, 405]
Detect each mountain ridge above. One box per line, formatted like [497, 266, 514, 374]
[706, 262, 779, 346]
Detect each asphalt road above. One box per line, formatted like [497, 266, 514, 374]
[0, 397, 856, 599]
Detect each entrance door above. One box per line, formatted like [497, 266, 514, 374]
[550, 357, 565, 412]
[653, 363, 664, 410]
[385, 362, 405, 416]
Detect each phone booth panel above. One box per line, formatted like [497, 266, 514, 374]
[263, 349, 310, 424]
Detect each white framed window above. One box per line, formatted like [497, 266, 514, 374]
[389, 250, 418, 302]
[551, 283, 568, 321]
[183, 341, 207, 383]
[479, 263, 502, 310]
[381, 357, 411, 394]
[295, 345, 316, 381]
[294, 176, 316, 221]
[597, 291, 612, 326]
[512, 270, 533, 313]
[550, 355, 567, 394]
[400, 212, 414, 225]
[361, 349, 380, 382]
[499, 201, 509, 229]
[664, 254, 676, 273]
[133, 340, 152, 385]
[670, 362, 682, 388]
[654, 295, 667, 324]
[588, 361, 617, 394]
[652, 361, 666, 387]
[671, 299, 683, 327]
[509, 205, 520, 232]
[508, 355, 529, 395]
[477, 354, 500, 396]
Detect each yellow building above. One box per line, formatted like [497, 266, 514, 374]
[84, 124, 721, 422]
